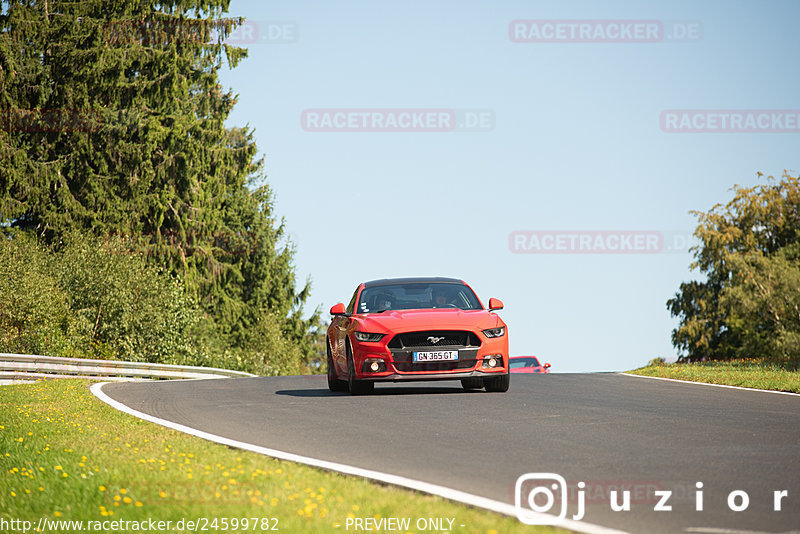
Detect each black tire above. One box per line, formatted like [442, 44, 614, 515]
[484, 369, 510, 393]
[461, 378, 484, 390]
[327, 339, 348, 392]
[347, 340, 374, 395]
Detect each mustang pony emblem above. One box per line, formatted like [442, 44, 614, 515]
[427, 336, 446, 344]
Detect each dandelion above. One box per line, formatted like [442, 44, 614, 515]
[99, 486, 106, 492]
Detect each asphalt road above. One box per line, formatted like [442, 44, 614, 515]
[102, 374, 800, 534]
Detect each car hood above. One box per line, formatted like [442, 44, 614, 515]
[354, 308, 504, 333]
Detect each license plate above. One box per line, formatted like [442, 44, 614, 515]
[413, 350, 458, 362]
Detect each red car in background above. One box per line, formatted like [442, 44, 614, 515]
[509, 356, 551, 374]
[326, 277, 509, 395]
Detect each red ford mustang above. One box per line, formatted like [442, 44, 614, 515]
[509, 356, 551, 374]
[326, 277, 509, 395]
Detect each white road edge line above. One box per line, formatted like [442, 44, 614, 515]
[619, 373, 800, 397]
[90, 382, 629, 534]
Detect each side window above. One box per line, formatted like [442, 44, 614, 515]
[346, 286, 359, 314]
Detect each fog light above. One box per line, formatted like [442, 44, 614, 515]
[362, 359, 386, 373]
[482, 355, 502, 369]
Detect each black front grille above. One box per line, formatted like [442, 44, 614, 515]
[388, 331, 481, 349]
[389, 347, 480, 373]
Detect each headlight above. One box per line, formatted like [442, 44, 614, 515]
[482, 326, 506, 338]
[354, 331, 385, 342]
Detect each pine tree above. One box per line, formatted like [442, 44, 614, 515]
[0, 1, 317, 366]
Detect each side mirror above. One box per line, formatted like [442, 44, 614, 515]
[488, 298, 504, 311]
[330, 303, 346, 315]
[544, 363, 551, 369]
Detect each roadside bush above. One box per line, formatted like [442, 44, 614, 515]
[237, 313, 309, 376]
[52, 233, 201, 364]
[0, 232, 79, 357]
[0, 230, 318, 375]
[0, 230, 202, 364]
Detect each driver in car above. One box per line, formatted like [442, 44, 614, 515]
[374, 292, 393, 311]
[432, 287, 455, 308]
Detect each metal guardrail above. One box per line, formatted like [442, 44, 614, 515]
[0, 353, 256, 382]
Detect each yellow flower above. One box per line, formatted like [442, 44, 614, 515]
[99, 486, 106, 492]
[54, 512, 61, 517]
[159, 491, 167, 498]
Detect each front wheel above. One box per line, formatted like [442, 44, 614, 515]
[484, 369, 510, 393]
[461, 378, 484, 390]
[347, 341, 374, 396]
[327, 339, 348, 392]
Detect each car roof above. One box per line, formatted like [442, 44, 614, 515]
[362, 277, 464, 288]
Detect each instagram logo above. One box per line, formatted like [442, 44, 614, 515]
[515, 473, 585, 525]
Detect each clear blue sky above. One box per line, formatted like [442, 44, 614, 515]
[217, 0, 800, 372]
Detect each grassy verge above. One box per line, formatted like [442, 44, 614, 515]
[626, 359, 800, 393]
[0, 380, 565, 534]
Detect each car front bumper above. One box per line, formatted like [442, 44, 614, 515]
[350, 336, 508, 381]
[366, 368, 507, 382]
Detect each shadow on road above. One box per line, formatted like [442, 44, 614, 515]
[275, 385, 483, 397]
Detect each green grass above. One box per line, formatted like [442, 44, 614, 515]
[626, 359, 800, 393]
[0, 379, 565, 534]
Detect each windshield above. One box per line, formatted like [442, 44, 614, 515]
[510, 357, 541, 369]
[357, 283, 482, 313]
